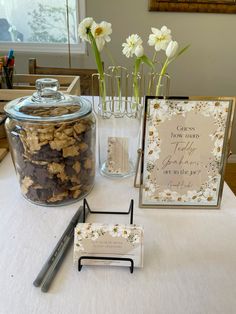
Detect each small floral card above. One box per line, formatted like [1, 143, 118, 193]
[74, 223, 144, 267]
[107, 137, 129, 174]
[140, 97, 234, 208]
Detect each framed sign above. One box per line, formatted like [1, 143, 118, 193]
[139, 97, 235, 208]
[148, 0, 236, 14]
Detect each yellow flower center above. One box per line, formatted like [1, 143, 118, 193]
[157, 35, 167, 42]
[95, 27, 103, 36]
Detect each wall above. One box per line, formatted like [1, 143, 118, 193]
[14, 0, 236, 153]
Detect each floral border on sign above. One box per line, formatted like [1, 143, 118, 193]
[75, 223, 141, 252]
[144, 99, 229, 203]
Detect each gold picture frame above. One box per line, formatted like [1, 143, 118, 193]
[148, 0, 236, 14]
[139, 96, 235, 208]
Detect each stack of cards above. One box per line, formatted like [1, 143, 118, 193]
[74, 223, 144, 268]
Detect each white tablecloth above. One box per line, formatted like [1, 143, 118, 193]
[1, 153, 236, 314]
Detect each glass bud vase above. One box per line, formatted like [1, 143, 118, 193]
[93, 67, 142, 178]
[146, 72, 170, 98]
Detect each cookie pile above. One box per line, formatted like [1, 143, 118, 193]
[9, 106, 95, 205]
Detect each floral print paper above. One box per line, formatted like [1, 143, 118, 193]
[143, 99, 230, 206]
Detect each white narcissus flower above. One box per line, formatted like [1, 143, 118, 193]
[91, 21, 112, 51]
[148, 26, 172, 51]
[78, 17, 94, 42]
[166, 40, 179, 59]
[122, 34, 143, 58]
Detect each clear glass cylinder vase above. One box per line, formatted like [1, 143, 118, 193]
[93, 67, 142, 178]
[97, 99, 141, 178]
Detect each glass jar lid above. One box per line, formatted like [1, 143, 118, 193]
[4, 78, 92, 122]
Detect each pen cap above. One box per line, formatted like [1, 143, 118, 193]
[4, 78, 96, 206]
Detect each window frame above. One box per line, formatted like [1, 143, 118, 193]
[0, 0, 86, 54]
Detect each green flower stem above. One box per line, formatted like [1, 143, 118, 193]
[88, 31, 107, 111]
[88, 31, 103, 79]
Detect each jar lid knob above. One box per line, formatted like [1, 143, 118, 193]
[33, 78, 63, 102]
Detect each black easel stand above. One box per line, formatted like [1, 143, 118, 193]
[78, 198, 134, 273]
[78, 256, 134, 273]
[82, 198, 134, 224]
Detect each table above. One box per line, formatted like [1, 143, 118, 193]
[1, 152, 236, 314]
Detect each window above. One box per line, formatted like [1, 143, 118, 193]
[0, 0, 86, 53]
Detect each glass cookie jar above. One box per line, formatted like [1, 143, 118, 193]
[4, 78, 96, 206]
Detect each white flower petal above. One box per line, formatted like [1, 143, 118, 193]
[148, 25, 172, 51]
[78, 17, 94, 42]
[166, 40, 179, 58]
[91, 21, 112, 51]
[151, 27, 160, 35]
[135, 45, 144, 57]
[161, 25, 170, 34]
[148, 34, 156, 46]
[95, 37, 105, 51]
[122, 34, 143, 58]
